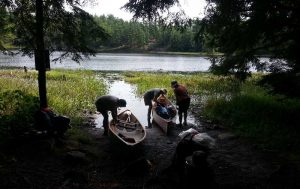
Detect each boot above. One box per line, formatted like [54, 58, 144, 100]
[183, 113, 188, 126]
[179, 114, 183, 127]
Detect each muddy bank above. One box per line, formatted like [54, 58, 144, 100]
[1, 109, 300, 189]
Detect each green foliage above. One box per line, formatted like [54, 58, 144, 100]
[202, 79, 300, 151]
[94, 15, 203, 52]
[2, 0, 109, 62]
[124, 72, 240, 101]
[46, 70, 107, 125]
[124, 72, 202, 100]
[201, 0, 299, 76]
[258, 72, 300, 98]
[0, 90, 39, 138]
[2, 8, 205, 53]
[123, 0, 179, 20]
[0, 6, 14, 50]
[0, 69, 107, 134]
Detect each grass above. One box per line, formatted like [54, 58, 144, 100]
[123, 72, 300, 153]
[0, 69, 107, 139]
[123, 71, 242, 107]
[1, 69, 300, 154]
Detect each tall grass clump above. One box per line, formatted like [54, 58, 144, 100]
[0, 90, 39, 141]
[123, 72, 237, 101]
[46, 70, 106, 124]
[0, 69, 106, 139]
[203, 77, 300, 151]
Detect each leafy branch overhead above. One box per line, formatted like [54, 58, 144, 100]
[123, 0, 179, 20]
[1, 0, 109, 62]
[202, 0, 299, 76]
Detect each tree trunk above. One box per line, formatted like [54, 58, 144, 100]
[36, 0, 48, 108]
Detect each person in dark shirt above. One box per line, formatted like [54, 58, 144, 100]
[171, 81, 191, 127]
[95, 95, 127, 136]
[143, 88, 167, 127]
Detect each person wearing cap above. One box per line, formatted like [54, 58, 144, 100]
[171, 80, 190, 126]
[95, 95, 127, 136]
[143, 88, 167, 127]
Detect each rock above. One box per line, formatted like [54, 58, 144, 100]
[62, 170, 88, 188]
[184, 152, 216, 189]
[65, 151, 89, 165]
[123, 158, 153, 176]
[192, 150, 208, 166]
[218, 132, 236, 140]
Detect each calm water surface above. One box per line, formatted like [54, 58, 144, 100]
[0, 53, 211, 72]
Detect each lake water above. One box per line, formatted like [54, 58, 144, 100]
[0, 52, 211, 72]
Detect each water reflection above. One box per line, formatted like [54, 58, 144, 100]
[95, 77, 196, 129]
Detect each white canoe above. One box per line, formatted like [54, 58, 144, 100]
[109, 109, 146, 146]
[152, 98, 177, 134]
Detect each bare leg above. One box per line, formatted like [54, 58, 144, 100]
[183, 98, 190, 126]
[101, 111, 109, 136]
[183, 110, 188, 126]
[147, 105, 152, 127]
[178, 109, 183, 127]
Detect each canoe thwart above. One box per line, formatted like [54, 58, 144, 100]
[118, 133, 136, 143]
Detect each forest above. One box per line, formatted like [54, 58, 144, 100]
[94, 15, 204, 52]
[1, 8, 204, 53]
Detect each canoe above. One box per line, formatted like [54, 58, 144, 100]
[109, 109, 146, 146]
[151, 98, 177, 134]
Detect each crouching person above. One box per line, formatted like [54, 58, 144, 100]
[172, 128, 217, 188]
[95, 95, 127, 136]
[183, 150, 217, 189]
[35, 107, 71, 136]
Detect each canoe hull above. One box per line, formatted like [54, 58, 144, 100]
[109, 109, 146, 146]
[152, 98, 177, 134]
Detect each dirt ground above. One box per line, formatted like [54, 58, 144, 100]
[1, 108, 300, 189]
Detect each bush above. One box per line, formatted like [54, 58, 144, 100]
[258, 72, 300, 98]
[0, 90, 39, 138]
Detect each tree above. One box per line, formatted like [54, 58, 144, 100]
[1, 0, 108, 108]
[0, 5, 12, 51]
[123, 0, 179, 21]
[123, 0, 300, 96]
[201, 0, 299, 77]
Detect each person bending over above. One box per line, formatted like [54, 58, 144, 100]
[95, 95, 126, 135]
[143, 88, 167, 127]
